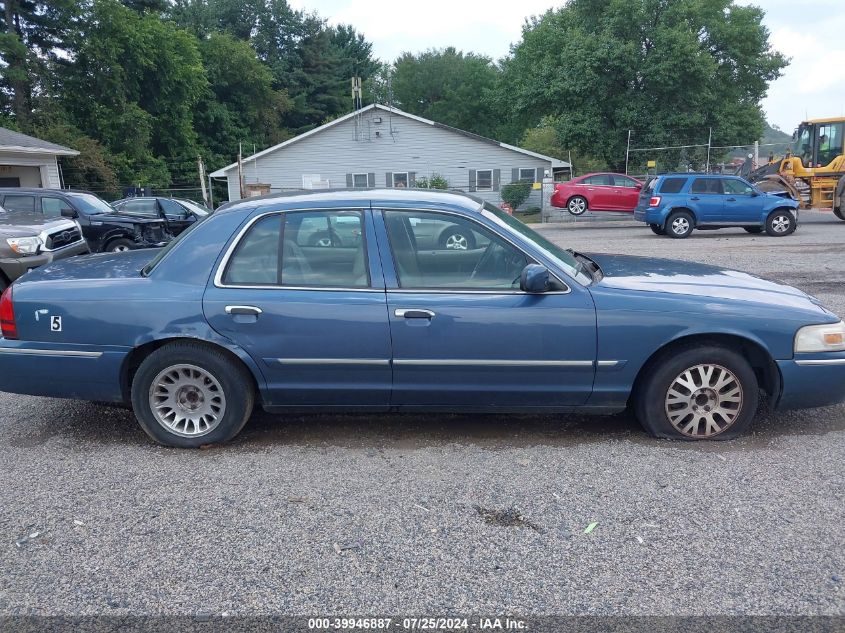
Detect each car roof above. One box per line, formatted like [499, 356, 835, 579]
[656, 173, 738, 179]
[216, 188, 486, 215]
[0, 187, 100, 196]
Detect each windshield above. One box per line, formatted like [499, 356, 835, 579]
[480, 202, 593, 285]
[178, 199, 210, 217]
[141, 214, 206, 276]
[69, 193, 115, 215]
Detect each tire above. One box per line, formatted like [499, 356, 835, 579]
[438, 228, 476, 250]
[634, 345, 759, 441]
[649, 224, 665, 236]
[106, 237, 135, 253]
[567, 196, 588, 216]
[744, 226, 763, 234]
[835, 206, 845, 221]
[666, 210, 694, 238]
[130, 342, 255, 448]
[835, 176, 845, 221]
[765, 209, 796, 236]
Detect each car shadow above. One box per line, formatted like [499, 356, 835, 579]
[6, 396, 844, 452]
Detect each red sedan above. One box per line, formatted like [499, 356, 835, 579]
[551, 173, 643, 215]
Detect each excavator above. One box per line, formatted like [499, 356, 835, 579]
[747, 116, 845, 220]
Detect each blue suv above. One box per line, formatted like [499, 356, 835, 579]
[634, 174, 799, 238]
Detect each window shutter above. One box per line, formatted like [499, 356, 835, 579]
[386, 172, 393, 187]
[493, 169, 501, 192]
[511, 168, 519, 183]
[409, 171, 416, 186]
[469, 170, 476, 192]
[345, 173, 353, 188]
[367, 173, 375, 187]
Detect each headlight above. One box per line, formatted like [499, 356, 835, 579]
[6, 236, 42, 255]
[795, 321, 845, 353]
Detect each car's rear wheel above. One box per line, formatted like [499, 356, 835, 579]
[131, 342, 255, 448]
[567, 196, 588, 216]
[666, 211, 694, 238]
[765, 209, 796, 236]
[106, 238, 135, 253]
[649, 224, 665, 235]
[308, 230, 341, 247]
[635, 345, 758, 441]
[744, 226, 763, 234]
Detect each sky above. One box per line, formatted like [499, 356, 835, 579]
[288, 0, 845, 133]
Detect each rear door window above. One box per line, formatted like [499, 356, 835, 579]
[657, 178, 686, 194]
[2, 195, 36, 213]
[691, 178, 723, 194]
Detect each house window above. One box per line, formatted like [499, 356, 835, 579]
[475, 169, 493, 191]
[392, 172, 409, 188]
[519, 168, 537, 182]
[352, 173, 369, 188]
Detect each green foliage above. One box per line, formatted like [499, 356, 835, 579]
[415, 174, 450, 189]
[501, 181, 532, 210]
[500, 0, 788, 170]
[391, 48, 501, 138]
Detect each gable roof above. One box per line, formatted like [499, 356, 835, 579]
[0, 127, 79, 156]
[210, 104, 569, 177]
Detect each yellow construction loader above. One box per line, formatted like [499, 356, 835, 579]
[749, 116, 845, 219]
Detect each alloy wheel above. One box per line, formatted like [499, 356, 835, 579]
[664, 364, 743, 437]
[671, 216, 690, 235]
[445, 233, 469, 250]
[568, 198, 587, 215]
[148, 364, 227, 438]
[771, 215, 791, 233]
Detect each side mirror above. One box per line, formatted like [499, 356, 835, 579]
[750, 190, 759, 197]
[61, 208, 78, 218]
[635, 183, 643, 190]
[520, 264, 550, 293]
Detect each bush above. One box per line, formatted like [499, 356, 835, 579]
[416, 173, 449, 189]
[501, 181, 532, 209]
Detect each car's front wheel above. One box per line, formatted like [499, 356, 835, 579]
[666, 211, 694, 238]
[131, 342, 255, 448]
[106, 238, 135, 253]
[649, 224, 665, 235]
[567, 196, 588, 216]
[765, 209, 796, 236]
[635, 345, 758, 440]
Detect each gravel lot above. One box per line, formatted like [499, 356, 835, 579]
[1, 210, 844, 618]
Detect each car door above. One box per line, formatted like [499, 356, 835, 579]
[610, 175, 642, 211]
[202, 207, 392, 408]
[722, 178, 764, 223]
[688, 178, 725, 223]
[583, 175, 614, 210]
[159, 199, 195, 235]
[375, 208, 596, 408]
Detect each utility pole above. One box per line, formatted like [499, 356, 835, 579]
[705, 127, 712, 173]
[625, 130, 632, 175]
[237, 143, 245, 199]
[197, 155, 209, 207]
[207, 175, 214, 209]
[753, 140, 760, 170]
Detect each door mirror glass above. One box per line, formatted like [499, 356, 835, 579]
[520, 264, 550, 293]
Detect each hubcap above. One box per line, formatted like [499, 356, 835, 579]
[772, 215, 791, 233]
[664, 364, 743, 437]
[149, 364, 226, 437]
[316, 236, 333, 247]
[569, 198, 586, 214]
[445, 234, 468, 250]
[671, 217, 690, 234]
[113, 245, 130, 252]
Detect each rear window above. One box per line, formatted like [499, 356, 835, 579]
[658, 178, 686, 194]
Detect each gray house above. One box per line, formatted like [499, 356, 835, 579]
[0, 127, 78, 188]
[210, 104, 569, 208]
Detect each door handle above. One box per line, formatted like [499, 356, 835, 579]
[225, 305, 263, 316]
[689, 196, 700, 201]
[395, 308, 435, 319]
[726, 197, 736, 201]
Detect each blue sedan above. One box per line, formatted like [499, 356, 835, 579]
[1, 190, 844, 447]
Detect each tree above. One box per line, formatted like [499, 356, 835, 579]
[0, 0, 79, 126]
[500, 0, 788, 170]
[391, 48, 501, 138]
[57, 0, 207, 186]
[520, 118, 608, 174]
